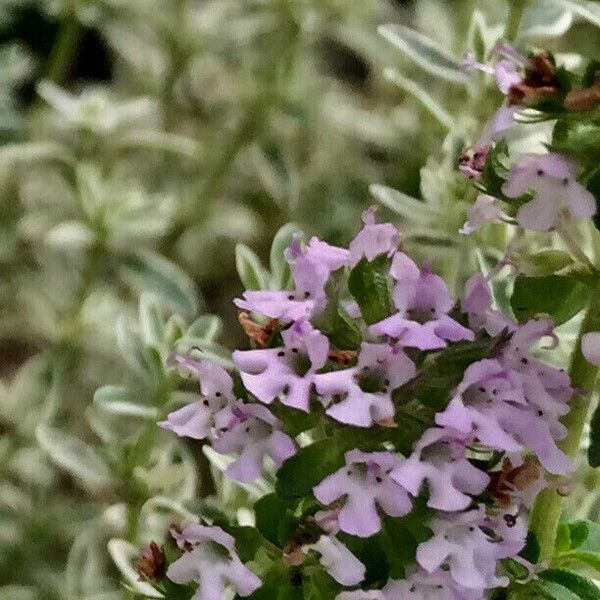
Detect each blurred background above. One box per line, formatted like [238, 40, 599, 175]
[1, 0, 600, 598]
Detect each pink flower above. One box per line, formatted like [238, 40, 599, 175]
[502, 153, 596, 231]
[313, 450, 411, 537]
[212, 403, 296, 482]
[391, 428, 489, 512]
[315, 342, 416, 427]
[159, 356, 234, 439]
[166, 524, 261, 600]
[348, 207, 400, 266]
[370, 253, 474, 350]
[233, 319, 329, 412]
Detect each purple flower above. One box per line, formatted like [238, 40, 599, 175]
[233, 319, 329, 412]
[166, 524, 261, 600]
[370, 253, 474, 350]
[416, 509, 524, 589]
[159, 356, 234, 439]
[313, 450, 411, 537]
[582, 332, 600, 366]
[348, 207, 400, 266]
[234, 236, 348, 322]
[502, 153, 596, 231]
[308, 535, 365, 586]
[391, 428, 489, 512]
[461, 274, 515, 337]
[315, 342, 416, 427]
[459, 195, 509, 235]
[384, 569, 485, 600]
[436, 359, 572, 475]
[212, 403, 296, 482]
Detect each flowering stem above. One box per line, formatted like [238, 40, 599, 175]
[556, 222, 597, 274]
[529, 279, 600, 562]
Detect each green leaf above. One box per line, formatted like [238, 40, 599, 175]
[378, 24, 468, 84]
[186, 314, 223, 342]
[569, 521, 590, 550]
[276, 429, 376, 499]
[270, 223, 299, 289]
[540, 569, 600, 600]
[526, 578, 581, 600]
[550, 0, 600, 29]
[119, 250, 198, 317]
[556, 523, 573, 554]
[302, 566, 340, 600]
[482, 139, 511, 198]
[369, 183, 438, 224]
[138, 293, 165, 348]
[510, 275, 591, 326]
[348, 255, 393, 325]
[236, 244, 270, 291]
[230, 526, 263, 562]
[557, 551, 600, 574]
[588, 402, 600, 467]
[254, 494, 299, 547]
[93, 385, 159, 419]
[245, 561, 303, 600]
[516, 249, 574, 277]
[36, 425, 112, 490]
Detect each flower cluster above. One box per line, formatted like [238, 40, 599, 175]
[460, 41, 597, 234]
[155, 211, 575, 600]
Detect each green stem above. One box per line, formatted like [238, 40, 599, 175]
[505, 0, 529, 43]
[529, 280, 600, 562]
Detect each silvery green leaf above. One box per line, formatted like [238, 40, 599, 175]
[0, 586, 38, 600]
[93, 385, 159, 419]
[35, 425, 112, 490]
[369, 184, 438, 224]
[549, 0, 600, 28]
[112, 129, 201, 158]
[116, 315, 150, 375]
[378, 24, 468, 84]
[383, 68, 452, 128]
[186, 314, 223, 342]
[175, 339, 234, 368]
[44, 221, 94, 249]
[235, 243, 269, 290]
[0, 141, 73, 166]
[37, 80, 78, 116]
[522, 1, 573, 38]
[139, 495, 198, 522]
[119, 249, 199, 317]
[107, 539, 163, 598]
[138, 293, 165, 348]
[270, 223, 299, 289]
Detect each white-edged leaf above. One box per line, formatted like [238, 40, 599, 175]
[186, 314, 223, 342]
[550, 0, 600, 28]
[522, 1, 573, 37]
[378, 24, 468, 84]
[269, 223, 299, 289]
[113, 129, 201, 158]
[93, 385, 159, 419]
[119, 249, 198, 317]
[369, 184, 438, 224]
[235, 243, 269, 290]
[384, 68, 452, 128]
[44, 221, 95, 249]
[176, 339, 234, 368]
[35, 425, 111, 490]
[107, 539, 163, 598]
[140, 495, 199, 523]
[138, 293, 165, 348]
[116, 315, 149, 375]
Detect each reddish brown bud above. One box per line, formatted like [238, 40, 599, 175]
[238, 312, 279, 347]
[136, 541, 165, 581]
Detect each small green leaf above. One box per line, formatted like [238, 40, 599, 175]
[540, 569, 600, 600]
[510, 275, 591, 326]
[138, 293, 165, 348]
[348, 255, 393, 325]
[254, 494, 299, 547]
[556, 523, 573, 554]
[568, 521, 590, 550]
[276, 429, 376, 499]
[270, 223, 299, 289]
[36, 425, 112, 490]
[378, 24, 468, 84]
[588, 402, 600, 467]
[93, 385, 159, 419]
[557, 551, 600, 574]
[236, 244, 270, 291]
[516, 249, 574, 277]
[119, 250, 198, 317]
[186, 314, 223, 342]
